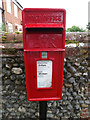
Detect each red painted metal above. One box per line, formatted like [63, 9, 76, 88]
[24, 48, 65, 52]
[25, 24, 63, 28]
[22, 8, 66, 101]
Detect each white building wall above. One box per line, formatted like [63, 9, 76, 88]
[0, 0, 2, 8]
[0, 0, 2, 27]
[0, 10, 2, 26]
[8, 22, 13, 32]
[89, 1, 90, 22]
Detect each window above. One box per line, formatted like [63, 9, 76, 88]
[20, 10, 22, 19]
[14, 4, 18, 17]
[8, 23, 13, 32]
[18, 8, 20, 18]
[7, 0, 11, 13]
[0, 0, 2, 8]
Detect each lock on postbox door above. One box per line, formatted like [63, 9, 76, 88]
[22, 8, 66, 101]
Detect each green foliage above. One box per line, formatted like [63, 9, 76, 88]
[2, 38, 6, 41]
[4, 32, 8, 36]
[67, 25, 85, 32]
[65, 39, 78, 44]
[2, 36, 6, 39]
[0, 23, 9, 32]
[2, 35, 7, 41]
[0, 23, 6, 31]
[1, 33, 7, 42]
[21, 21, 22, 25]
[86, 22, 90, 30]
[15, 31, 20, 34]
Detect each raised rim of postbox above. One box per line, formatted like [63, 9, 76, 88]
[23, 8, 66, 13]
[25, 23, 64, 29]
[24, 48, 65, 52]
[27, 97, 62, 101]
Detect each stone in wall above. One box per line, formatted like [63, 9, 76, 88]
[11, 67, 23, 74]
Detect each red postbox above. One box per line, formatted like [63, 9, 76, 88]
[22, 8, 66, 101]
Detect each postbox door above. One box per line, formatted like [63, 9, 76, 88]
[24, 51, 63, 101]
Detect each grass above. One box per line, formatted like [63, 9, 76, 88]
[65, 39, 79, 44]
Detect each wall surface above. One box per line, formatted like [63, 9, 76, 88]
[0, 39, 89, 120]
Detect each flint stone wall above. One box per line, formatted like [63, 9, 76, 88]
[1, 42, 89, 120]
